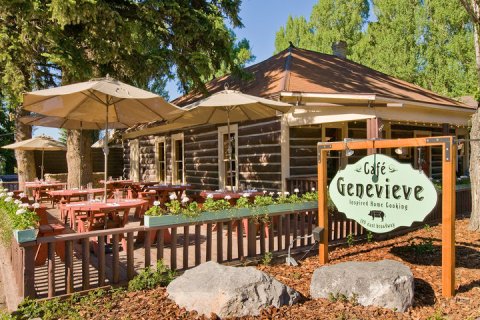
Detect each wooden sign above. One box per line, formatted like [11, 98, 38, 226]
[329, 154, 437, 233]
[317, 137, 456, 298]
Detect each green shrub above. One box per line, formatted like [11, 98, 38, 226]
[144, 202, 165, 216]
[128, 260, 175, 291]
[346, 233, 354, 247]
[253, 195, 274, 206]
[261, 252, 273, 266]
[182, 201, 201, 218]
[367, 231, 373, 243]
[235, 196, 251, 208]
[165, 200, 182, 215]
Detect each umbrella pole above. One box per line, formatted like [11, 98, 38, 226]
[227, 108, 235, 191]
[41, 149, 44, 180]
[79, 122, 83, 188]
[104, 106, 109, 203]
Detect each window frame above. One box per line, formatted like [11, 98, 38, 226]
[217, 124, 238, 191]
[171, 133, 185, 184]
[155, 136, 167, 183]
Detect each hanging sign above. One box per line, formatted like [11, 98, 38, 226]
[329, 154, 437, 233]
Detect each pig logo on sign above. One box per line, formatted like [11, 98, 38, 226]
[368, 210, 385, 222]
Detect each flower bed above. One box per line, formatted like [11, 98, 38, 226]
[0, 190, 40, 245]
[144, 191, 319, 228]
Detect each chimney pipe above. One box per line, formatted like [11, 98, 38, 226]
[332, 41, 347, 59]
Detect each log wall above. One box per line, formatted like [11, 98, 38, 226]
[124, 117, 282, 193]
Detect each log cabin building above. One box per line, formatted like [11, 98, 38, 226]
[123, 44, 475, 194]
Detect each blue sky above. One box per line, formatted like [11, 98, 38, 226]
[36, 0, 318, 139]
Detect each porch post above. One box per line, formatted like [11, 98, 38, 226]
[280, 115, 290, 192]
[366, 117, 383, 155]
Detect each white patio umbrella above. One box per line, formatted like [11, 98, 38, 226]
[20, 115, 128, 130]
[22, 77, 183, 201]
[2, 135, 66, 179]
[170, 89, 292, 189]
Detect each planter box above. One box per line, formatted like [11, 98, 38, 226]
[13, 228, 38, 243]
[144, 201, 318, 228]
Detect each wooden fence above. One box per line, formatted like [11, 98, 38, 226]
[8, 178, 471, 300]
[12, 208, 319, 299]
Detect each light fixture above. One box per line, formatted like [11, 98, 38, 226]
[344, 138, 354, 157]
[395, 147, 403, 155]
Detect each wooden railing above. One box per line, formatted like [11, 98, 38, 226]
[1, 181, 19, 192]
[13, 208, 320, 299]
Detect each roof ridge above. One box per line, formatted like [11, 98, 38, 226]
[280, 45, 294, 92]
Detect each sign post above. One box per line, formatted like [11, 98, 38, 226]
[317, 136, 456, 297]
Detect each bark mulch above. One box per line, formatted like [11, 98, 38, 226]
[68, 219, 480, 319]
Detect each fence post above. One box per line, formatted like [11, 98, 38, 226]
[22, 245, 36, 298]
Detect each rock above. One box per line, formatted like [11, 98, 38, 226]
[310, 259, 414, 312]
[167, 261, 301, 318]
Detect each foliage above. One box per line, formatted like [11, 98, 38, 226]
[0, 190, 39, 246]
[366, 231, 373, 243]
[0, 310, 13, 320]
[261, 252, 273, 266]
[406, 224, 435, 254]
[253, 195, 275, 206]
[275, 0, 369, 55]
[128, 260, 175, 291]
[426, 309, 447, 320]
[165, 200, 182, 215]
[235, 196, 251, 208]
[275, 0, 477, 99]
[144, 203, 165, 217]
[182, 201, 201, 218]
[15, 288, 121, 319]
[0, 0, 246, 181]
[346, 233, 355, 247]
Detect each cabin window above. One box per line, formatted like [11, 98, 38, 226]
[155, 136, 167, 183]
[322, 124, 346, 181]
[218, 124, 238, 191]
[172, 133, 184, 184]
[414, 130, 432, 177]
[129, 139, 140, 182]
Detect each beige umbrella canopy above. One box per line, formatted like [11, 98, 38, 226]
[20, 115, 129, 130]
[170, 89, 292, 189]
[2, 135, 66, 179]
[23, 77, 184, 201]
[23, 77, 181, 125]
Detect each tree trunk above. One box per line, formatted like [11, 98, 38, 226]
[470, 111, 480, 231]
[66, 130, 93, 188]
[470, 3, 480, 232]
[14, 110, 36, 191]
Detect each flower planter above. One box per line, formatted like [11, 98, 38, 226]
[13, 228, 38, 243]
[144, 201, 318, 228]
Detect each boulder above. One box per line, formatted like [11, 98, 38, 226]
[167, 261, 301, 318]
[310, 259, 414, 312]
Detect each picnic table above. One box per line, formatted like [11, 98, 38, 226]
[25, 181, 67, 202]
[48, 188, 105, 204]
[145, 184, 190, 203]
[127, 181, 160, 198]
[63, 198, 147, 231]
